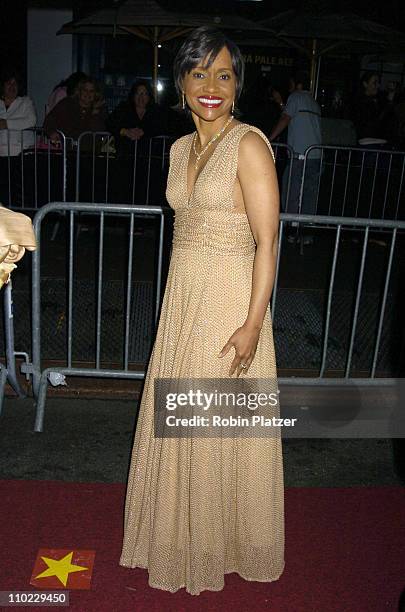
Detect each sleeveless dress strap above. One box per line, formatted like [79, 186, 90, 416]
[224, 124, 275, 209]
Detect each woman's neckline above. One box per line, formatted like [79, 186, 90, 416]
[186, 121, 242, 203]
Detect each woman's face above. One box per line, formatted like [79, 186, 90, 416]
[363, 75, 379, 97]
[79, 82, 96, 108]
[182, 46, 236, 122]
[3, 78, 18, 100]
[134, 86, 150, 108]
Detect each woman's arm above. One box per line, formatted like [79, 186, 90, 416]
[4, 97, 37, 131]
[219, 131, 279, 376]
[239, 131, 279, 328]
[43, 98, 68, 139]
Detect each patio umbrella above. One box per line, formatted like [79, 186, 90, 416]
[58, 0, 268, 97]
[259, 11, 405, 96]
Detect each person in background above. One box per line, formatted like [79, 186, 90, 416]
[46, 71, 87, 115]
[269, 70, 322, 243]
[0, 70, 36, 157]
[107, 79, 173, 155]
[107, 80, 176, 204]
[0, 70, 37, 206]
[379, 80, 404, 146]
[242, 76, 283, 139]
[43, 77, 107, 143]
[352, 71, 387, 142]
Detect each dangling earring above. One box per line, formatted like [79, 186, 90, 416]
[182, 92, 186, 110]
[231, 100, 235, 115]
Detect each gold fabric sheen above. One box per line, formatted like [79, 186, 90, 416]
[120, 123, 285, 595]
[0, 206, 36, 289]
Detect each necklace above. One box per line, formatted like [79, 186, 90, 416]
[192, 116, 233, 170]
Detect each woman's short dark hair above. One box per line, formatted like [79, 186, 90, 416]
[361, 71, 379, 87]
[0, 70, 21, 97]
[128, 79, 155, 106]
[65, 71, 88, 96]
[173, 26, 245, 102]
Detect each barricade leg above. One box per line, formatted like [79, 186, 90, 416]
[34, 369, 49, 433]
[0, 364, 7, 416]
[3, 283, 25, 398]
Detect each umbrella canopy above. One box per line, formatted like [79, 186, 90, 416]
[260, 11, 405, 46]
[58, 0, 269, 97]
[59, 0, 260, 35]
[259, 10, 405, 94]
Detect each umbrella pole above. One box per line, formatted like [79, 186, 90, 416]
[310, 38, 317, 95]
[314, 55, 321, 100]
[153, 26, 159, 102]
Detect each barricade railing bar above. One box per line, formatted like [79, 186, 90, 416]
[275, 213, 405, 387]
[299, 144, 405, 220]
[0, 128, 69, 210]
[0, 282, 29, 414]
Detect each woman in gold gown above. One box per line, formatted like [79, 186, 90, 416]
[120, 27, 285, 595]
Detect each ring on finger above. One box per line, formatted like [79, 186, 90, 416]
[240, 363, 248, 369]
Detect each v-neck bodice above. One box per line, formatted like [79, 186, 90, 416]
[165, 122, 274, 255]
[185, 123, 240, 204]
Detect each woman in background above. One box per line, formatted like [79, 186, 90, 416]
[107, 79, 173, 155]
[0, 70, 37, 206]
[108, 80, 175, 204]
[45, 71, 87, 115]
[0, 70, 36, 157]
[43, 77, 107, 143]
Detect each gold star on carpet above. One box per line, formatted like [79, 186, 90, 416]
[34, 552, 88, 587]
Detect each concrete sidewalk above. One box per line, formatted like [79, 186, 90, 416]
[0, 396, 403, 487]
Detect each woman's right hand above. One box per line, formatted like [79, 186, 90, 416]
[49, 131, 61, 146]
[122, 127, 144, 140]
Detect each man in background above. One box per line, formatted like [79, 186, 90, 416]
[269, 71, 322, 243]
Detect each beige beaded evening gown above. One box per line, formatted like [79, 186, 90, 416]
[120, 122, 285, 595]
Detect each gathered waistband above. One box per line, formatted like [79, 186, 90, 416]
[172, 208, 256, 255]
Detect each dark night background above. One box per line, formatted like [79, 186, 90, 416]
[2, 0, 405, 88]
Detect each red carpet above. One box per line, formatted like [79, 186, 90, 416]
[1, 480, 404, 611]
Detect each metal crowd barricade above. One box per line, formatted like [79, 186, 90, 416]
[271, 142, 294, 213]
[0, 130, 292, 213]
[274, 213, 405, 387]
[27, 203, 405, 431]
[1, 128, 69, 210]
[30, 201, 166, 432]
[297, 144, 405, 220]
[75, 133, 173, 205]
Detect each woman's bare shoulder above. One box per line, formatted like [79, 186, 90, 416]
[238, 126, 274, 162]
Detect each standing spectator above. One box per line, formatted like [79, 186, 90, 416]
[107, 80, 176, 204]
[379, 80, 404, 146]
[43, 77, 107, 142]
[46, 71, 87, 115]
[394, 99, 405, 150]
[352, 71, 388, 142]
[107, 80, 173, 155]
[0, 70, 37, 206]
[269, 70, 322, 239]
[0, 70, 36, 156]
[242, 76, 283, 138]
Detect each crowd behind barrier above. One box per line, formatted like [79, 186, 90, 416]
[1, 128, 405, 219]
[1, 202, 404, 430]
